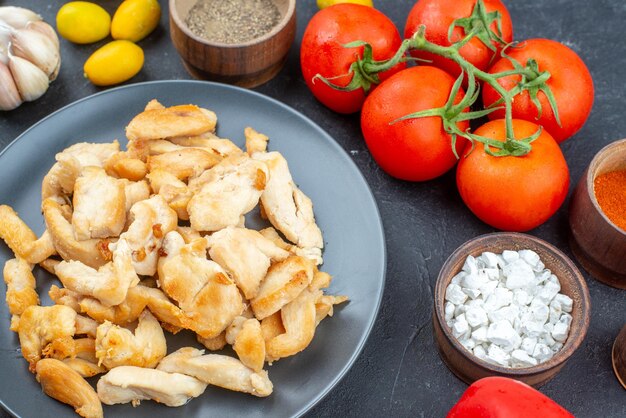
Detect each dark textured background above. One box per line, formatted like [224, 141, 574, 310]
[1, 0, 625, 416]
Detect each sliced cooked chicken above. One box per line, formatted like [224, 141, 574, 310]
[104, 152, 148, 181]
[176, 226, 202, 243]
[187, 154, 269, 232]
[253, 151, 323, 253]
[119, 195, 178, 276]
[42, 337, 96, 362]
[148, 148, 220, 180]
[43, 199, 108, 269]
[158, 232, 244, 338]
[260, 312, 285, 354]
[49, 284, 82, 311]
[63, 358, 107, 378]
[146, 169, 192, 220]
[39, 257, 61, 275]
[315, 294, 349, 325]
[72, 167, 126, 240]
[0, 205, 57, 264]
[97, 365, 207, 407]
[245, 127, 269, 155]
[197, 332, 227, 351]
[170, 134, 243, 157]
[75, 315, 98, 338]
[18, 305, 77, 371]
[36, 358, 103, 418]
[3, 258, 39, 331]
[266, 289, 317, 362]
[225, 317, 265, 372]
[126, 103, 217, 141]
[54, 238, 139, 307]
[207, 226, 290, 299]
[56, 141, 121, 168]
[122, 179, 151, 214]
[250, 255, 315, 320]
[259, 226, 323, 265]
[157, 347, 273, 397]
[95, 310, 167, 369]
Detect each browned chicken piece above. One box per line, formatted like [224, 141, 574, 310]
[75, 315, 99, 338]
[119, 195, 178, 276]
[253, 151, 323, 255]
[147, 148, 220, 181]
[266, 289, 318, 362]
[261, 312, 285, 350]
[0, 205, 57, 264]
[43, 199, 108, 269]
[245, 127, 269, 155]
[72, 167, 126, 240]
[104, 152, 148, 181]
[197, 332, 227, 351]
[3, 258, 39, 331]
[49, 284, 82, 311]
[144, 98, 165, 111]
[207, 226, 290, 299]
[42, 337, 97, 362]
[18, 305, 77, 371]
[176, 226, 202, 243]
[95, 310, 167, 369]
[146, 169, 192, 220]
[55, 238, 140, 307]
[122, 179, 151, 214]
[97, 365, 208, 407]
[63, 358, 107, 378]
[225, 317, 265, 372]
[57, 141, 121, 168]
[126, 103, 217, 141]
[187, 154, 269, 232]
[170, 134, 243, 157]
[259, 226, 323, 265]
[158, 232, 244, 338]
[315, 294, 349, 326]
[157, 347, 273, 397]
[250, 255, 315, 320]
[39, 257, 61, 275]
[36, 358, 103, 418]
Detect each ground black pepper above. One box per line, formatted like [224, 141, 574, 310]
[185, 0, 281, 44]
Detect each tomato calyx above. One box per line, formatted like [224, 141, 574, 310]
[448, 0, 507, 53]
[312, 40, 414, 94]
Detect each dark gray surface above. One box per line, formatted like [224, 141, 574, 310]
[1, 0, 625, 417]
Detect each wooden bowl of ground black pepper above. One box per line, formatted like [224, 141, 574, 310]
[169, 0, 296, 88]
[569, 138, 626, 289]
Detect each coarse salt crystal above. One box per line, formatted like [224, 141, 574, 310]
[503, 259, 535, 289]
[487, 320, 521, 352]
[519, 249, 541, 269]
[473, 345, 487, 359]
[487, 344, 511, 366]
[466, 307, 488, 328]
[444, 302, 455, 321]
[462, 255, 478, 275]
[445, 283, 467, 305]
[511, 349, 538, 367]
[452, 313, 469, 338]
[479, 252, 499, 268]
[472, 326, 488, 343]
[521, 337, 537, 356]
[554, 294, 573, 313]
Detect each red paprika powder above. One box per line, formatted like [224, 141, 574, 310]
[594, 169, 626, 231]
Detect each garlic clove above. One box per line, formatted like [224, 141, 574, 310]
[0, 43, 8, 65]
[0, 25, 10, 64]
[27, 21, 59, 51]
[9, 54, 49, 102]
[10, 28, 59, 78]
[49, 54, 62, 82]
[0, 6, 42, 29]
[0, 61, 22, 110]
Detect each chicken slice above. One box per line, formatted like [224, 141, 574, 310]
[3, 258, 39, 331]
[245, 127, 268, 155]
[72, 167, 126, 240]
[36, 358, 103, 418]
[49, 284, 82, 311]
[225, 317, 265, 372]
[95, 310, 167, 369]
[97, 366, 207, 407]
[63, 358, 107, 378]
[147, 169, 192, 220]
[157, 347, 273, 397]
[176, 226, 202, 243]
[75, 315, 98, 338]
[39, 258, 61, 275]
[104, 152, 148, 181]
[207, 226, 290, 299]
[266, 289, 317, 362]
[56, 141, 121, 168]
[148, 148, 220, 181]
[119, 195, 178, 276]
[170, 134, 243, 157]
[43, 199, 108, 269]
[18, 305, 77, 371]
[250, 255, 315, 320]
[197, 332, 227, 351]
[253, 151, 323, 253]
[187, 154, 269, 232]
[315, 294, 349, 325]
[0, 205, 57, 264]
[126, 103, 217, 141]
[42, 337, 97, 362]
[122, 179, 151, 214]
[259, 226, 323, 265]
[158, 232, 244, 338]
[54, 238, 140, 307]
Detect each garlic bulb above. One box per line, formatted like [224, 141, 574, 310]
[0, 6, 60, 110]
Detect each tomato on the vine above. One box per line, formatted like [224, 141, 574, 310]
[361, 66, 468, 181]
[404, 0, 513, 78]
[482, 39, 594, 143]
[301, 4, 405, 114]
[456, 119, 569, 232]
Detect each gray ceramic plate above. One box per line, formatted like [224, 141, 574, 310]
[0, 81, 386, 418]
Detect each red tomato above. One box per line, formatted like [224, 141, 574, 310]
[482, 38, 594, 143]
[404, 0, 513, 78]
[456, 119, 569, 231]
[301, 4, 405, 114]
[361, 66, 468, 181]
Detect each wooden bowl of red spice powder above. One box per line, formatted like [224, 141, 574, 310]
[569, 138, 626, 289]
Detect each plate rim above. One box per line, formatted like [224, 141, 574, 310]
[0, 80, 387, 418]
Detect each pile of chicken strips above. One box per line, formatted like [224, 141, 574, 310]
[0, 100, 347, 418]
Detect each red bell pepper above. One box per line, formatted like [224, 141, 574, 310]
[447, 377, 574, 418]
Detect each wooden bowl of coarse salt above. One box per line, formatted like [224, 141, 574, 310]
[169, 0, 296, 88]
[433, 232, 591, 387]
[569, 138, 626, 289]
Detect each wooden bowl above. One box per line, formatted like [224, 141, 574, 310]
[169, 0, 296, 88]
[612, 324, 626, 390]
[433, 232, 591, 387]
[569, 138, 626, 289]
